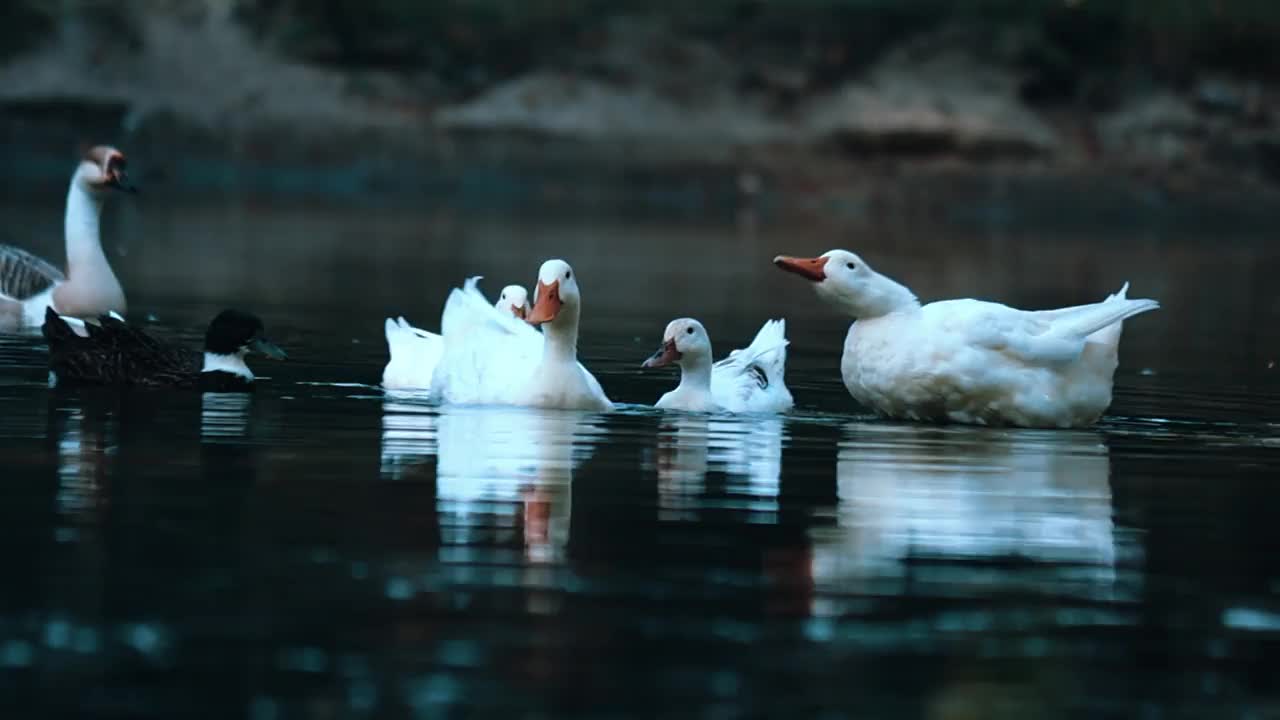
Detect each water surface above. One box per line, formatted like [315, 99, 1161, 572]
[1, 199, 1278, 717]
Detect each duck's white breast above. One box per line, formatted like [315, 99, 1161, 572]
[516, 361, 612, 411]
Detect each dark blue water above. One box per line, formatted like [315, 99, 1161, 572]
[1, 200, 1278, 717]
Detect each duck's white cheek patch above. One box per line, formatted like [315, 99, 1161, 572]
[49, 371, 58, 388]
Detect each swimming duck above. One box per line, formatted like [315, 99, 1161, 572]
[0, 146, 135, 332]
[382, 284, 530, 390]
[43, 307, 286, 392]
[774, 250, 1159, 428]
[431, 260, 613, 411]
[642, 318, 793, 413]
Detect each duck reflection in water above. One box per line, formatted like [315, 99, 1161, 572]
[200, 392, 252, 440]
[651, 414, 784, 522]
[52, 403, 114, 521]
[380, 400, 606, 563]
[810, 422, 1117, 595]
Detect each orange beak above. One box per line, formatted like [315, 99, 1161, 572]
[773, 255, 828, 282]
[512, 304, 527, 320]
[642, 338, 682, 368]
[526, 280, 561, 325]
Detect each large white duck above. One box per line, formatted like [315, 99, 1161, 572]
[382, 284, 529, 390]
[641, 318, 793, 413]
[0, 146, 134, 332]
[774, 250, 1159, 428]
[431, 259, 613, 411]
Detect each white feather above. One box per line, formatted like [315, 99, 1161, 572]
[711, 319, 793, 413]
[203, 351, 253, 380]
[382, 316, 444, 390]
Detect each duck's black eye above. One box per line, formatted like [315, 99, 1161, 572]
[564, 271, 571, 280]
[846, 262, 856, 270]
[686, 327, 694, 335]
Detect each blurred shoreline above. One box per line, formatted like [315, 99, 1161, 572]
[3, 2, 1279, 224]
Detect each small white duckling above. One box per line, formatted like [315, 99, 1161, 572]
[495, 284, 530, 319]
[642, 317, 793, 413]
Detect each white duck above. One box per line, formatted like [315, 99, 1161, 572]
[382, 284, 529, 390]
[0, 146, 134, 332]
[641, 318, 793, 413]
[774, 250, 1159, 428]
[431, 259, 613, 411]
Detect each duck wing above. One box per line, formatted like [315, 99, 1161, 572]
[432, 277, 543, 403]
[931, 291, 1160, 366]
[0, 245, 64, 302]
[711, 319, 794, 412]
[44, 308, 200, 387]
[382, 316, 443, 390]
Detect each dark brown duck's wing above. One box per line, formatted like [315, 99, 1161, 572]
[0, 245, 64, 302]
[44, 308, 201, 387]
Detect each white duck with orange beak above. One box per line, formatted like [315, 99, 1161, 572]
[774, 249, 1159, 428]
[641, 318, 793, 413]
[382, 284, 529, 390]
[431, 260, 613, 411]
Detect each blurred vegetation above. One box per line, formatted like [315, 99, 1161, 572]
[0, 0, 145, 62]
[0, 1, 56, 61]
[230, 0, 1280, 77]
[5, 0, 1280, 97]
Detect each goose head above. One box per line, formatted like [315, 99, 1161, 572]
[496, 285, 531, 319]
[642, 318, 712, 369]
[526, 259, 580, 328]
[76, 146, 138, 195]
[205, 310, 287, 360]
[774, 249, 918, 318]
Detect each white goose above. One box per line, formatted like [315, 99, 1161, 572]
[642, 318, 793, 413]
[382, 284, 529, 390]
[431, 260, 613, 411]
[775, 250, 1159, 428]
[0, 146, 134, 332]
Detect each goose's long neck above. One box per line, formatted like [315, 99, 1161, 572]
[541, 307, 581, 364]
[64, 179, 111, 278]
[676, 351, 713, 395]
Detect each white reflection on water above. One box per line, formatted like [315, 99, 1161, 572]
[379, 395, 436, 478]
[200, 392, 251, 440]
[811, 422, 1116, 591]
[380, 400, 606, 563]
[55, 407, 112, 520]
[653, 414, 783, 522]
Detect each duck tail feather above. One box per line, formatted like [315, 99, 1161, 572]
[1051, 294, 1160, 340]
[730, 318, 790, 381]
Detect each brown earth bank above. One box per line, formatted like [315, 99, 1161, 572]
[3, 2, 1279, 224]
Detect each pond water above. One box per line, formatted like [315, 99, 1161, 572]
[1, 196, 1278, 717]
